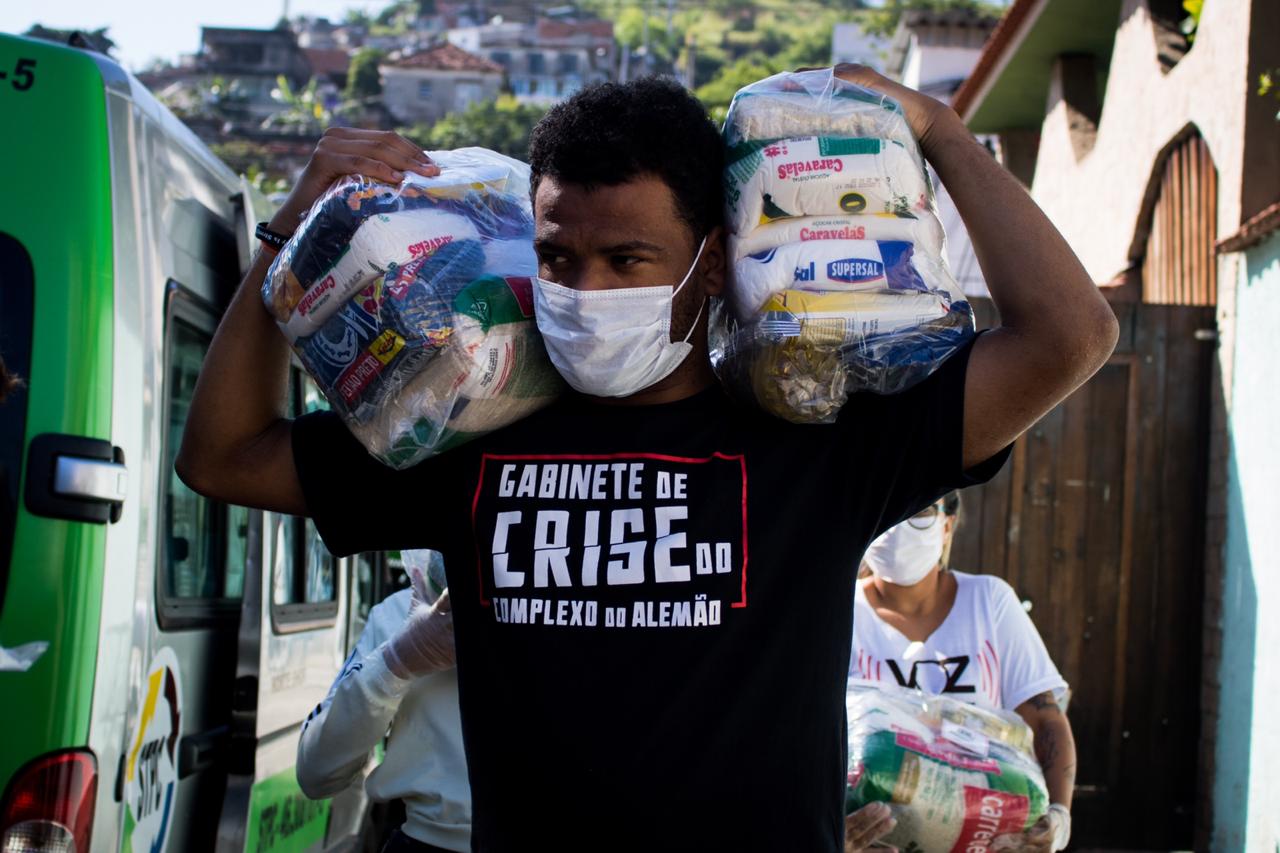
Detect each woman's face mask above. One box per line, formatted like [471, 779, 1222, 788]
[533, 238, 707, 398]
[863, 512, 946, 586]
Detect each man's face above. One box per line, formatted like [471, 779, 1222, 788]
[533, 174, 725, 343]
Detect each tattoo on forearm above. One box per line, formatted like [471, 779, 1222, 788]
[1028, 691, 1060, 713]
[1033, 715, 1078, 794]
[1036, 727, 1061, 770]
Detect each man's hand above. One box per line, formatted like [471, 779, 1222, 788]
[268, 128, 440, 237]
[384, 588, 456, 679]
[827, 63, 960, 154]
[799, 63, 1118, 469]
[845, 802, 897, 853]
[992, 805, 1070, 853]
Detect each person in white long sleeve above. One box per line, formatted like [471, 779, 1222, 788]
[297, 551, 470, 853]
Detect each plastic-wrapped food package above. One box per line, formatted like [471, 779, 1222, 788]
[262, 148, 533, 330]
[711, 69, 975, 423]
[349, 275, 563, 469]
[845, 680, 1049, 853]
[729, 213, 944, 262]
[731, 240, 941, 322]
[724, 136, 931, 236]
[263, 147, 563, 469]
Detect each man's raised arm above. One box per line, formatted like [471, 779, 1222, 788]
[832, 65, 1120, 469]
[176, 129, 439, 513]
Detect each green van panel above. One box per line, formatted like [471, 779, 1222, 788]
[0, 34, 114, 788]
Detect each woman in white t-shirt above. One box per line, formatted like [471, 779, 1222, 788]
[851, 492, 1076, 853]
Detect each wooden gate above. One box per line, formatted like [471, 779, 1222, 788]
[949, 297, 1216, 849]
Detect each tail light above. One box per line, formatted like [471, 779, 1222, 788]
[0, 750, 97, 853]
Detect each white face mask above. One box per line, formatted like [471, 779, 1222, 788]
[533, 238, 707, 398]
[863, 516, 945, 586]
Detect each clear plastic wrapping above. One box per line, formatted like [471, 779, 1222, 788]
[263, 147, 563, 468]
[712, 70, 975, 423]
[845, 680, 1049, 853]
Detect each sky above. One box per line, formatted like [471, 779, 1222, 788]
[1, 0, 390, 71]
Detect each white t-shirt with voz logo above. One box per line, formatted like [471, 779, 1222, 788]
[851, 571, 1068, 712]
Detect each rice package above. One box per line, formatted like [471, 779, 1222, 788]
[711, 70, 975, 422]
[845, 681, 1048, 853]
[263, 147, 563, 468]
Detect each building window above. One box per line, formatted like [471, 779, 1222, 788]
[558, 53, 579, 74]
[418, 79, 434, 98]
[454, 80, 485, 112]
[528, 52, 546, 74]
[490, 51, 511, 69]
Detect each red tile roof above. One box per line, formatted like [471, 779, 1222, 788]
[304, 48, 350, 77]
[386, 41, 503, 74]
[536, 19, 613, 41]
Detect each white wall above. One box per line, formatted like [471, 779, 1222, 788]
[1217, 234, 1280, 852]
[831, 23, 888, 71]
[904, 43, 984, 91]
[1027, 0, 1250, 283]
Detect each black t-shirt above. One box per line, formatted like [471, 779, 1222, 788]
[293, 339, 1008, 852]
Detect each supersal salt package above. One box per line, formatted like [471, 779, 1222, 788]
[711, 70, 974, 423]
[262, 147, 563, 469]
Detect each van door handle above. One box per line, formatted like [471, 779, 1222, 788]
[54, 456, 128, 503]
[24, 434, 127, 524]
[179, 725, 229, 779]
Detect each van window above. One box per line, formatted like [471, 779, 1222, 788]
[0, 234, 34, 612]
[270, 370, 338, 629]
[160, 316, 246, 623]
[272, 518, 336, 607]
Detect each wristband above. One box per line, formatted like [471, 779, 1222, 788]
[255, 221, 290, 254]
[1047, 803, 1071, 852]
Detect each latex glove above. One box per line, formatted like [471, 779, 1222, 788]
[845, 802, 897, 853]
[383, 586, 455, 678]
[992, 804, 1070, 853]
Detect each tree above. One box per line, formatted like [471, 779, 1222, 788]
[695, 57, 780, 120]
[859, 0, 1006, 38]
[346, 48, 386, 101]
[776, 23, 835, 69]
[263, 75, 330, 134]
[616, 6, 682, 67]
[344, 9, 373, 28]
[412, 96, 548, 160]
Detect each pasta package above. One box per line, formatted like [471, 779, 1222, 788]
[712, 70, 974, 422]
[845, 681, 1049, 853]
[262, 147, 563, 468]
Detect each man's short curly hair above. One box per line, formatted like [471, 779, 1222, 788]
[528, 76, 725, 241]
